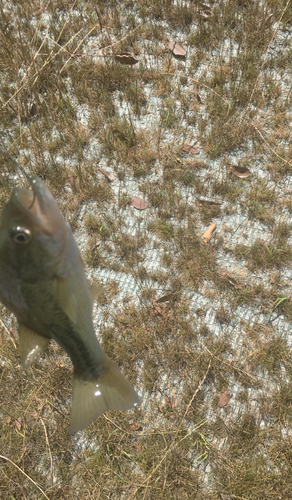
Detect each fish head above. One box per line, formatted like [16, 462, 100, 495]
[0, 177, 73, 279]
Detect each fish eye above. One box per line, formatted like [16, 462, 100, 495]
[11, 227, 32, 245]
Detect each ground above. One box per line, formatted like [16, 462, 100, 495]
[1, 1, 292, 499]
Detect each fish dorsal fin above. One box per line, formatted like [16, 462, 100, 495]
[19, 323, 50, 369]
[91, 285, 108, 302]
[57, 276, 78, 324]
[70, 354, 139, 433]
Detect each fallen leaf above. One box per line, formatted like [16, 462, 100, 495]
[156, 293, 173, 303]
[168, 42, 186, 56]
[112, 129, 127, 141]
[15, 417, 22, 431]
[182, 143, 199, 155]
[230, 165, 251, 178]
[114, 53, 138, 65]
[67, 173, 80, 192]
[203, 222, 217, 242]
[6, 416, 11, 424]
[220, 271, 242, 289]
[131, 196, 148, 210]
[126, 422, 141, 431]
[218, 391, 232, 407]
[196, 197, 222, 206]
[165, 396, 175, 408]
[263, 13, 273, 26]
[151, 298, 164, 315]
[151, 298, 171, 317]
[97, 167, 116, 182]
[29, 103, 37, 117]
[194, 2, 213, 17]
[194, 85, 202, 103]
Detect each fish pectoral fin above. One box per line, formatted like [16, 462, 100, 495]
[91, 285, 108, 302]
[57, 276, 78, 323]
[19, 323, 50, 369]
[70, 354, 140, 434]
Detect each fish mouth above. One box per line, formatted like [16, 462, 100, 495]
[11, 176, 64, 236]
[13, 187, 35, 210]
[13, 177, 45, 219]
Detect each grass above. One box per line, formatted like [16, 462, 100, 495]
[1, 0, 292, 498]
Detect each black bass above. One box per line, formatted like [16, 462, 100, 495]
[0, 176, 139, 433]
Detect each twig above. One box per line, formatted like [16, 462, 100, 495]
[40, 418, 53, 486]
[253, 124, 292, 166]
[0, 455, 50, 500]
[19, 26, 50, 85]
[161, 72, 231, 110]
[59, 21, 102, 74]
[0, 319, 17, 349]
[204, 346, 257, 381]
[95, 7, 103, 31]
[1, 26, 85, 111]
[89, 24, 141, 55]
[0, 149, 31, 182]
[181, 360, 212, 423]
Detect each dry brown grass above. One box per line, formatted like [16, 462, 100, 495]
[1, 0, 292, 498]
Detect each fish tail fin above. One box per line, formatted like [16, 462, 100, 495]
[70, 354, 139, 434]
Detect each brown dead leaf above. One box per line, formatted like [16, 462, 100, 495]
[218, 391, 232, 407]
[112, 128, 127, 142]
[203, 222, 217, 242]
[15, 417, 22, 431]
[156, 293, 173, 303]
[168, 41, 186, 56]
[131, 196, 148, 210]
[6, 416, 12, 424]
[194, 2, 213, 17]
[97, 167, 116, 182]
[220, 271, 242, 289]
[182, 143, 199, 155]
[29, 103, 37, 117]
[151, 298, 172, 317]
[165, 396, 175, 408]
[114, 53, 138, 65]
[56, 359, 66, 367]
[263, 13, 273, 26]
[152, 299, 168, 314]
[230, 165, 251, 178]
[196, 197, 222, 206]
[151, 298, 164, 315]
[126, 422, 141, 431]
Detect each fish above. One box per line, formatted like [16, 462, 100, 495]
[0, 176, 139, 433]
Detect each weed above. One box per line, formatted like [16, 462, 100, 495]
[234, 239, 292, 270]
